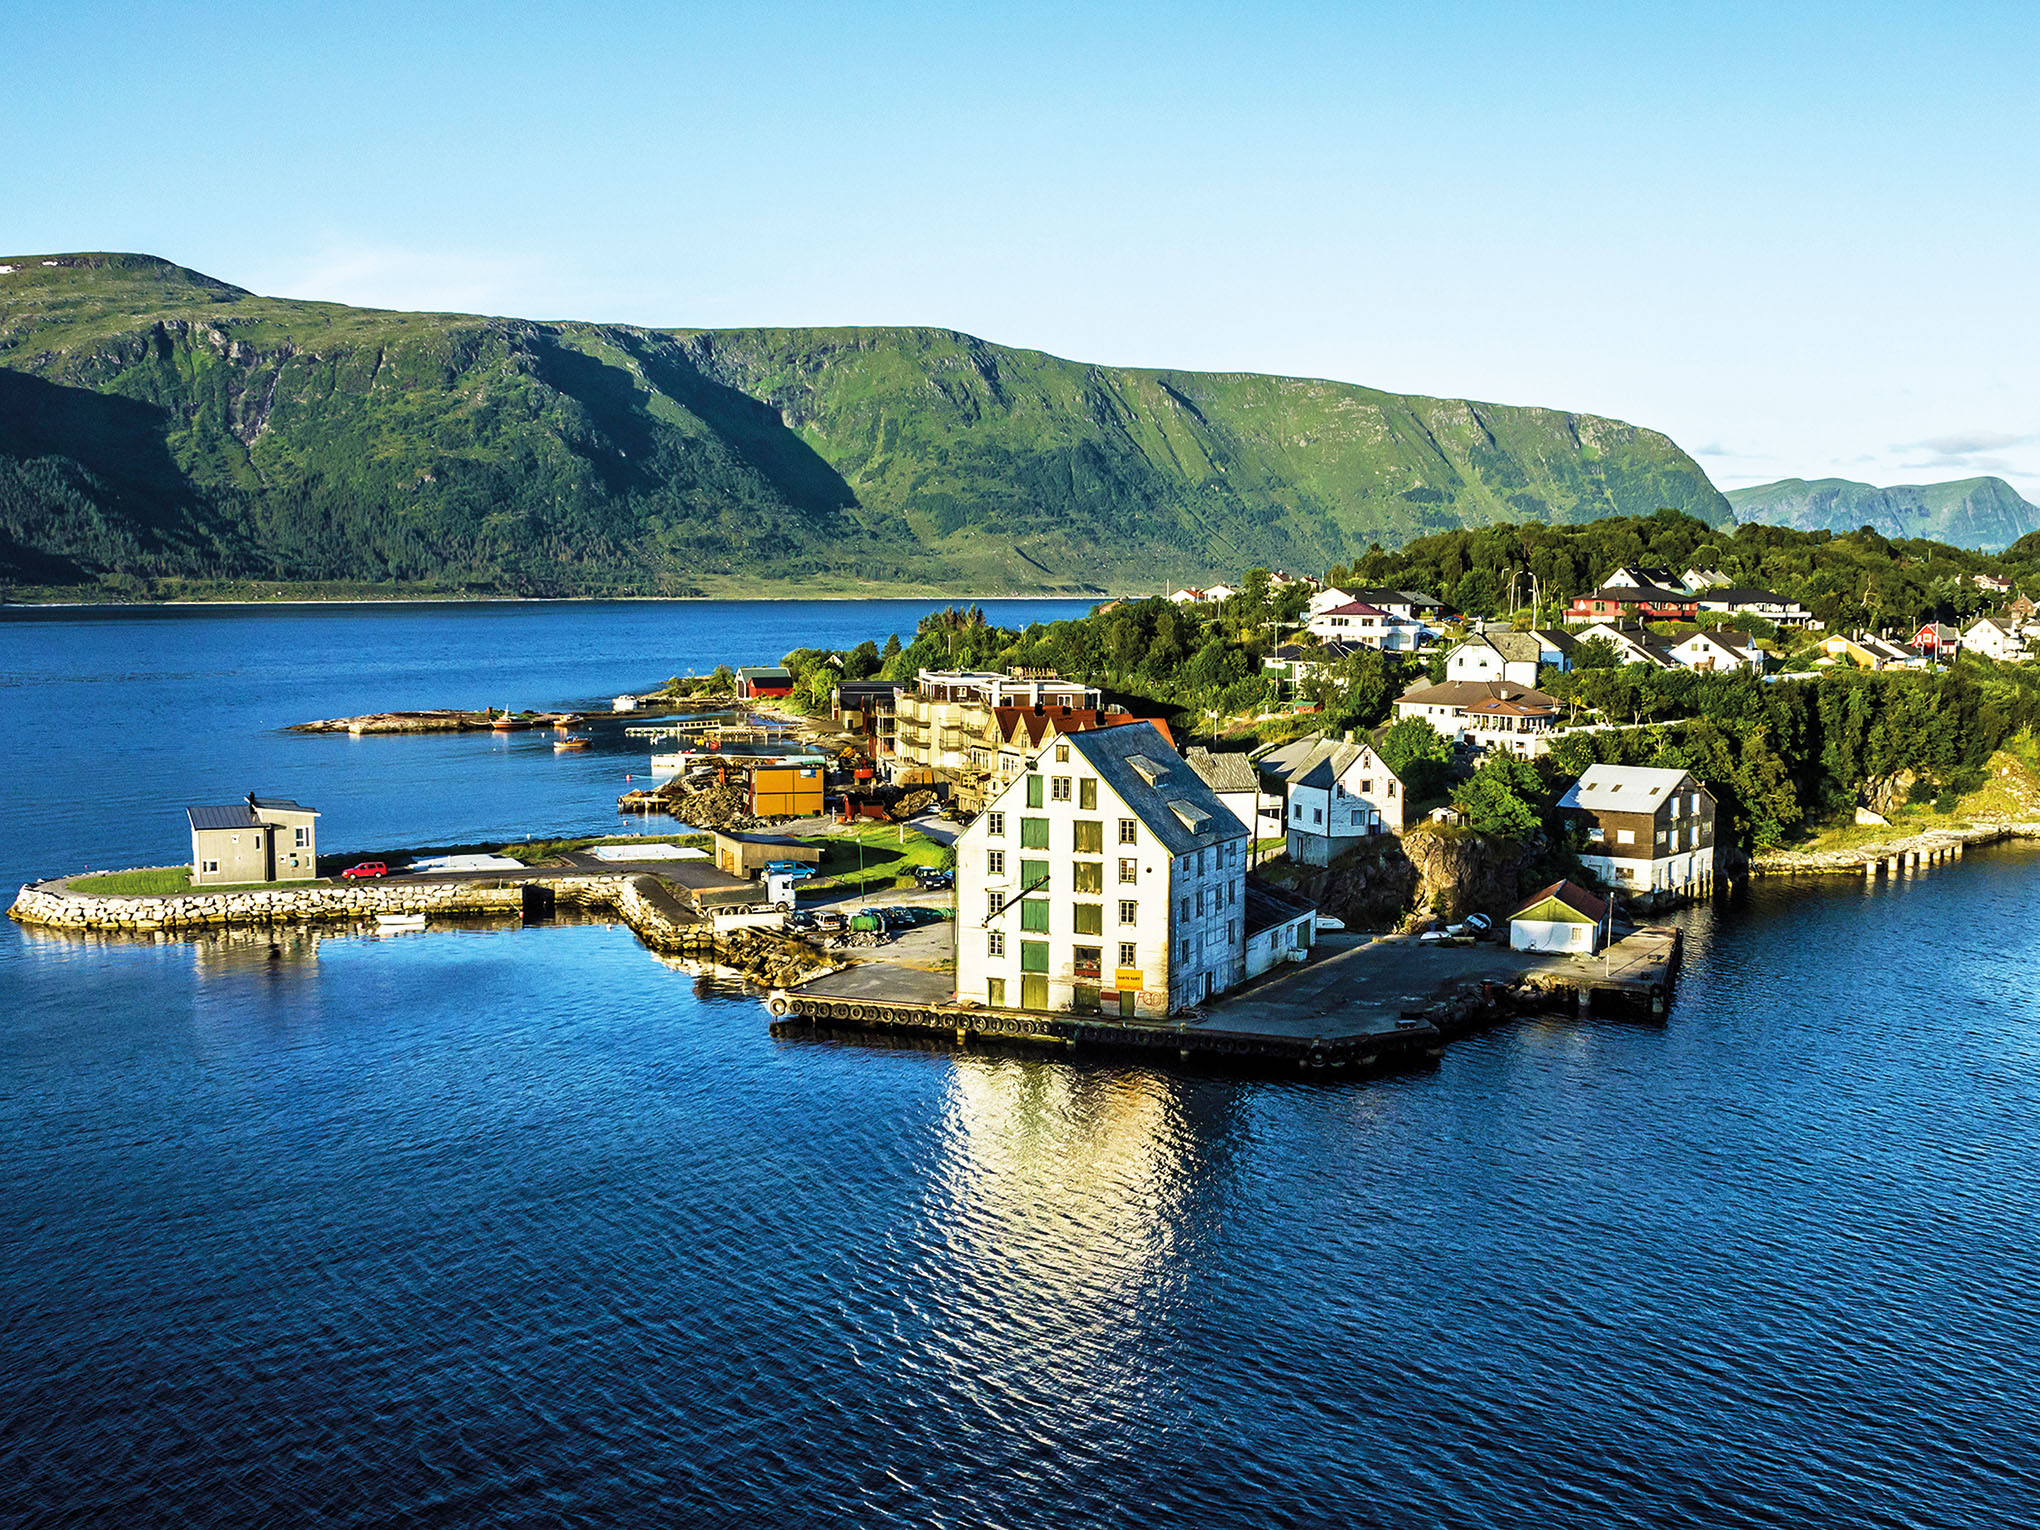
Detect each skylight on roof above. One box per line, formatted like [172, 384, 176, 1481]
[1126, 754, 1169, 784]
[1169, 800, 1211, 832]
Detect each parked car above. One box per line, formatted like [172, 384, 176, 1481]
[913, 867, 954, 889]
[340, 862, 388, 879]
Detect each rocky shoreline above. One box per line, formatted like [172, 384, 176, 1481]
[290, 709, 585, 734]
[1749, 820, 2040, 876]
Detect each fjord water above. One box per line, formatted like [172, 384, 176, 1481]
[4, 605, 2039, 1529]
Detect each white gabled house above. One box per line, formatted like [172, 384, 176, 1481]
[1963, 616, 2031, 662]
[953, 722, 1250, 1019]
[1446, 628, 1576, 687]
[1254, 733, 1406, 864]
[1666, 629, 1768, 674]
[1306, 585, 1358, 616]
[1569, 622, 1678, 669]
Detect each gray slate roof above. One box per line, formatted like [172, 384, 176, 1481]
[186, 796, 317, 832]
[1066, 722, 1247, 855]
[1183, 746, 1261, 795]
[1254, 733, 1402, 790]
[187, 804, 263, 831]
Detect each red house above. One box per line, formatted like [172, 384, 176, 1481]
[1566, 581, 1700, 622]
[1911, 623, 1960, 661]
[736, 666, 796, 699]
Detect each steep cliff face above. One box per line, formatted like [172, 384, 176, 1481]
[1266, 824, 1545, 929]
[1399, 824, 1545, 922]
[1, 252, 1734, 595]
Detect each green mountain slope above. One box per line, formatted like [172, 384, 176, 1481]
[0, 252, 1732, 597]
[1727, 476, 2040, 552]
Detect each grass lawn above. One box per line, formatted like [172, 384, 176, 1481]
[800, 823, 948, 892]
[70, 866, 193, 895]
[70, 867, 328, 895]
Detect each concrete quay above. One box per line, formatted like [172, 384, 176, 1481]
[768, 925, 1685, 1073]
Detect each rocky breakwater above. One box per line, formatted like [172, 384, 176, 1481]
[10, 872, 833, 989]
[291, 710, 582, 734]
[9, 875, 527, 931]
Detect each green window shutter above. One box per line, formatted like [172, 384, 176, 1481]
[1071, 860, 1102, 893]
[1021, 859, 1050, 886]
[1072, 819, 1103, 854]
[1073, 902, 1103, 935]
[1027, 775, 1044, 808]
[1021, 898, 1051, 932]
[1020, 939, 1050, 972]
[1079, 779, 1098, 811]
[1021, 817, 1050, 848]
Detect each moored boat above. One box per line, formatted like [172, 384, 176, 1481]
[374, 912, 427, 931]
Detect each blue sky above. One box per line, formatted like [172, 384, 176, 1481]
[5, 1, 2037, 500]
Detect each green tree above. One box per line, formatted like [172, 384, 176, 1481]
[1378, 716, 1456, 802]
[1452, 753, 1544, 840]
[844, 639, 881, 680]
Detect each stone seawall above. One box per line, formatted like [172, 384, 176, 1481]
[9, 873, 828, 987]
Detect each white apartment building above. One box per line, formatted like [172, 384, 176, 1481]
[953, 721, 1249, 1018]
[892, 668, 1100, 780]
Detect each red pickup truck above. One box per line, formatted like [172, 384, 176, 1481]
[340, 861, 388, 879]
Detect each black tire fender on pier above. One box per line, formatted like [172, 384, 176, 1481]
[768, 998, 788, 1017]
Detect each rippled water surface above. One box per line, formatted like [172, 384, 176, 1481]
[4, 604, 2039, 1528]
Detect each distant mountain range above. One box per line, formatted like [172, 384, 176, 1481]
[1727, 475, 2040, 552]
[0, 252, 1732, 597]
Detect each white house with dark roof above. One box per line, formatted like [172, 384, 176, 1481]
[1255, 733, 1405, 863]
[1570, 622, 1678, 669]
[1693, 587, 1815, 628]
[953, 722, 1249, 1018]
[1963, 616, 2031, 662]
[1666, 629, 1768, 674]
[1446, 629, 1575, 687]
[187, 794, 320, 885]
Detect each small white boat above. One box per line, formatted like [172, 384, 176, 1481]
[374, 912, 427, 931]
